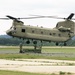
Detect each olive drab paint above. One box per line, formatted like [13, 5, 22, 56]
[6, 13, 75, 46]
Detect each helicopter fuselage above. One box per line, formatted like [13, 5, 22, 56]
[6, 13, 75, 46]
[6, 21, 74, 43]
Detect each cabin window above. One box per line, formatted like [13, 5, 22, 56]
[32, 30, 34, 33]
[49, 33, 52, 35]
[53, 33, 56, 36]
[22, 29, 25, 32]
[58, 34, 61, 37]
[41, 31, 43, 34]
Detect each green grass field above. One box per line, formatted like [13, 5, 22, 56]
[0, 70, 73, 75]
[0, 46, 75, 75]
[0, 46, 75, 53]
[42, 47, 75, 53]
[0, 70, 74, 75]
[0, 46, 75, 60]
[0, 70, 51, 75]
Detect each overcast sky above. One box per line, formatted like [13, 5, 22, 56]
[0, 0, 75, 35]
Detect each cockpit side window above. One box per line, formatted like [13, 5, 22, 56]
[10, 26, 14, 30]
[10, 26, 16, 30]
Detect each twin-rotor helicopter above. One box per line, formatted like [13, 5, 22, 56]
[1, 13, 75, 46]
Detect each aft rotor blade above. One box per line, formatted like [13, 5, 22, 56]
[19, 13, 75, 20]
[71, 18, 75, 20]
[67, 13, 74, 20]
[30, 14, 67, 19]
[44, 16, 66, 19]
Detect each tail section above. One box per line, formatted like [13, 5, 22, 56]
[56, 20, 75, 32]
[56, 13, 75, 36]
[56, 20, 75, 40]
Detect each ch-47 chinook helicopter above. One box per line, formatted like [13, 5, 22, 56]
[3, 13, 75, 46]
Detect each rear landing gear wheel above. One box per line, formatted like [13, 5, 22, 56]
[26, 40, 30, 44]
[33, 41, 37, 44]
[64, 42, 67, 46]
[56, 42, 59, 46]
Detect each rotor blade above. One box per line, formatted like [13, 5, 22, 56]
[67, 13, 74, 20]
[6, 15, 46, 19]
[6, 15, 24, 23]
[72, 18, 75, 20]
[30, 14, 67, 19]
[0, 18, 9, 20]
[6, 15, 17, 20]
[4, 13, 75, 20]
[30, 13, 75, 20]
[44, 16, 66, 19]
[20, 13, 75, 20]
[0, 16, 66, 20]
[19, 16, 45, 19]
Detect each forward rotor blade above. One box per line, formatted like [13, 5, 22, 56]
[19, 16, 45, 19]
[6, 15, 24, 23]
[6, 15, 18, 20]
[6, 15, 45, 19]
[0, 16, 66, 20]
[0, 18, 9, 20]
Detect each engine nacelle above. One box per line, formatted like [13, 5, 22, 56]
[58, 26, 71, 32]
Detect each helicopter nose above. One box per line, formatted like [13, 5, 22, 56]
[6, 29, 12, 35]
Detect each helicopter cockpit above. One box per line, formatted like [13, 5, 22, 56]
[6, 15, 24, 36]
[7, 24, 17, 36]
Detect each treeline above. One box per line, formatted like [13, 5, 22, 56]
[0, 37, 55, 46]
[0, 38, 24, 46]
[0, 35, 75, 46]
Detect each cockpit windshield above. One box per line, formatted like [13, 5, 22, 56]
[10, 26, 16, 30]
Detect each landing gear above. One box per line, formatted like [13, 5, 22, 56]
[56, 42, 59, 46]
[19, 40, 42, 53]
[19, 43, 24, 53]
[56, 42, 67, 46]
[33, 41, 42, 53]
[64, 42, 67, 46]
